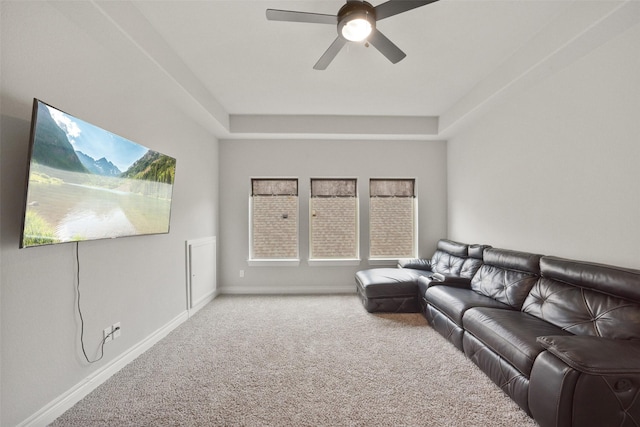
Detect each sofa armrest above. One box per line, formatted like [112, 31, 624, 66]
[531, 336, 640, 427]
[397, 258, 431, 271]
[537, 335, 640, 375]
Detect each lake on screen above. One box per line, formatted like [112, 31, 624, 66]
[26, 180, 171, 242]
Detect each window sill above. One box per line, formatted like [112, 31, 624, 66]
[247, 259, 300, 267]
[307, 259, 361, 267]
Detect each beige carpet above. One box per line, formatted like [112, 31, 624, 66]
[51, 295, 538, 426]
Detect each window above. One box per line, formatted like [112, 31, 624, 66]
[369, 179, 416, 259]
[309, 178, 358, 260]
[250, 179, 298, 261]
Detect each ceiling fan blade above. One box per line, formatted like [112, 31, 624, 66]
[374, 0, 439, 21]
[314, 37, 347, 70]
[266, 9, 337, 24]
[367, 29, 406, 64]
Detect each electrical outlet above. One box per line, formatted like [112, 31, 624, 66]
[113, 322, 121, 339]
[239, 270, 245, 278]
[103, 326, 113, 343]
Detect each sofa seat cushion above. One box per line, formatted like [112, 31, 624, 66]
[356, 268, 431, 298]
[463, 307, 571, 377]
[425, 286, 513, 326]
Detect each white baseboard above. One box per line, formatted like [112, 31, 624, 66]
[219, 285, 356, 295]
[188, 290, 219, 318]
[19, 311, 190, 427]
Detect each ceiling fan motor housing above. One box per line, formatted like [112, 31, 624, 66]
[337, 1, 376, 41]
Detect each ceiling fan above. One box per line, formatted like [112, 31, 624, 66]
[266, 0, 439, 70]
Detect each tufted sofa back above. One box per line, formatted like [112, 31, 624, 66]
[459, 244, 490, 279]
[522, 256, 640, 339]
[470, 248, 542, 309]
[401, 239, 489, 279]
[429, 239, 469, 276]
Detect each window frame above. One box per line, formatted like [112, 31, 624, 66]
[307, 177, 360, 266]
[248, 177, 300, 266]
[368, 178, 418, 262]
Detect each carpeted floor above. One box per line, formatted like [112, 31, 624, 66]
[51, 295, 538, 426]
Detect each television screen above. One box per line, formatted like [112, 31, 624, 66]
[20, 99, 177, 248]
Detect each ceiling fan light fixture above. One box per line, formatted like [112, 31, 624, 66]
[337, 1, 376, 42]
[266, 0, 437, 69]
[341, 17, 373, 42]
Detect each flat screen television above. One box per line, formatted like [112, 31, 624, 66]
[20, 99, 177, 248]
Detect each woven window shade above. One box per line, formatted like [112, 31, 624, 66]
[311, 179, 357, 197]
[370, 179, 415, 197]
[252, 179, 298, 196]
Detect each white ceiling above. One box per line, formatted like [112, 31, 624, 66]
[57, 0, 638, 139]
[133, 0, 568, 116]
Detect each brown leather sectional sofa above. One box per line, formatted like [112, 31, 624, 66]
[355, 239, 640, 427]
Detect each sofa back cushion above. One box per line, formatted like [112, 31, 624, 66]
[437, 239, 468, 257]
[470, 248, 542, 309]
[430, 239, 468, 276]
[459, 244, 491, 279]
[460, 258, 483, 279]
[522, 256, 640, 339]
[431, 251, 466, 276]
[538, 256, 640, 303]
[469, 244, 491, 260]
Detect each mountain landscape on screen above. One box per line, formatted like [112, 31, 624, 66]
[21, 100, 177, 248]
[76, 151, 122, 176]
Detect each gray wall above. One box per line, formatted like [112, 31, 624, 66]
[1, 3, 219, 425]
[447, 22, 640, 268]
[218, 139, 448, 293]
[3, 1, 638, 425]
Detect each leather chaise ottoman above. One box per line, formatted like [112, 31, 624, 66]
[355, 267, 430, 313]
